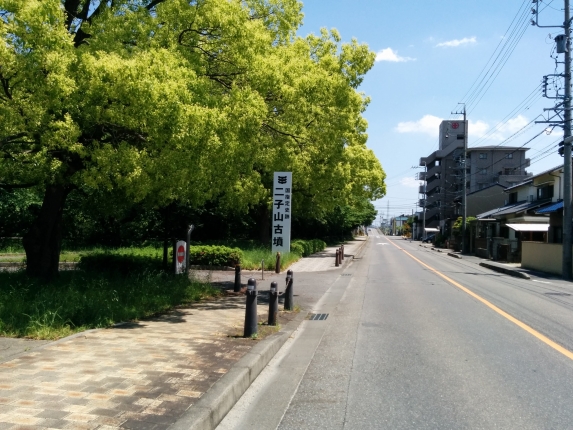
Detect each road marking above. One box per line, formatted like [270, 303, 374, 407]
[376, 243, 389, 245]
[532, 280, 552, 284]
[386, 239, 573, 362]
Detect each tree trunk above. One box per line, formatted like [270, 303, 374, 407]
[258, 204, 270, 245]
[23, 185, 69, 281]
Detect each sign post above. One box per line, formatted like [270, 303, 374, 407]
[272, 172, 292, 254]
[175, 240, 186, 275]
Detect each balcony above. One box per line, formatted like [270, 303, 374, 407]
[419, 199, 426, 207]
[419, 185, 426, 194]
[417, 171, 427, 181]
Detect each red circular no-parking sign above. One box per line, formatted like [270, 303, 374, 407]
[451, 122, 459, 129]
[177, 245, 185, 263]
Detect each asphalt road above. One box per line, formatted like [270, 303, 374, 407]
[218, 233, 573, 429]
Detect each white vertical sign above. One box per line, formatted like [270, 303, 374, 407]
[272, 172, 292, 253]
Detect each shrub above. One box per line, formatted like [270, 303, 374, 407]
[189, 245, 243, 267]
[291, 239, 326, 257]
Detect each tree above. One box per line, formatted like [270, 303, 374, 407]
[0, 0, 385, 279]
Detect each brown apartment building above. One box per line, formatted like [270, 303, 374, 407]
[419, 120, 531, 231]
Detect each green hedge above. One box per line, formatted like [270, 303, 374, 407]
[291, 239, 327, 257]
[189, 245, 243, 267]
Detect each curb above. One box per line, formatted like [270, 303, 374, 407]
[169, 310, 309, 430]
[448, 253, 462, 259]
[479, 262, 530, 280]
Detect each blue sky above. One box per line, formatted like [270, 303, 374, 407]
[298, 0, 567, 221]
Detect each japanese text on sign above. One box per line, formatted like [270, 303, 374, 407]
[272, 172, 292, 253]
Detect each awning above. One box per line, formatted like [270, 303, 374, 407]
[536, 200, 563, 214]
[506, 223, 549, 232]
[424, 228, 439, 232]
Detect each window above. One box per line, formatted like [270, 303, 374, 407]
[506, 153, 513, 159]
[537, 185, 554, 200]
[479, 153, 487, 159]
[504, 168, 514, 175]
[480, 169, 487, 175]
[457, 134, 465, 140]
[508, 192, 518, 204]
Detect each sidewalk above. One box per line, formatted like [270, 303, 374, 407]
[0, 238, 367, 430]
[419, 242, 556, 280]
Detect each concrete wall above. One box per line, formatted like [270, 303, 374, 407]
[467, 185, 507, 217]
[521, 241, 563, 275]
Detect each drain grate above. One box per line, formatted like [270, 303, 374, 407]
[342, 274, 352, 277]
[309, 313, 329, 320]
[545, 292, 571, 296]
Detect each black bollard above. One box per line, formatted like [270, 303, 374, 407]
[275, 252, 281, 274]
[341, 245, 345, 261]
[244, 278, 258, 337]
[284, 270, 294, 311]
[234, 265, 241, 292]
[335, 249, 340, 267]
[268, 282, 278, 326]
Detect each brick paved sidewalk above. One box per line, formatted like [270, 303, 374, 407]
[0, 237, 367, 430]
[0, 294, 270, 430]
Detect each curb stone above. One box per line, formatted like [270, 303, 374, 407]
[448, 253, 462, 259]
[168, 309, 309, 430]
[479, 262, 530, 280]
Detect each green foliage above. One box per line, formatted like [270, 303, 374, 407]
[0, 189, 42, 238]
[0, 269, 218, 339]
[291, 239, 327, 257]
[0, 0, 385, 273]
[189, 245, 243, 267]
[452, 216, 477, 237]
[240, 249, 299, 271]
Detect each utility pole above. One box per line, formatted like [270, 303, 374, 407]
[564, 0, 572, 280]
[452, 104, 467, 253]
[533, 0, 572, 279]
[422, 163, 427, 241]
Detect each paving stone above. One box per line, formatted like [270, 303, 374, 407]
[0, 239, 362, 430]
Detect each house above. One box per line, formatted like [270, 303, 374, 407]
[474, 165, 563, 262]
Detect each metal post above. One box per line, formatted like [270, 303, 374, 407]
[244, 278, 258, 337]
[172, 239, 177, 274]
[234, 265, 241, 292]
[186, 224, 194, 276]
[563, 0, 572, 280]
[275, 252, 281, 274]
[341, 245, 344, 260]
[261, 259, 264, 280]
[268, 282, 278, 326]
[335, 249, 340, 267]
[284, 270, 294, 311]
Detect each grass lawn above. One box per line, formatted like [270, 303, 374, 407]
[0, 269, 219, 340]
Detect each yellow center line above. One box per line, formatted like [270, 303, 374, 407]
[386, 239, 573, 362]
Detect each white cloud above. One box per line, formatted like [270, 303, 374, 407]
[400, 177, 421, 188]
[375, 48, 415, 63]
[469, 120, 489, 138]
[472, 115, 529, 141]
[436, 37, 476, 48]
[395, 115, 443, 136]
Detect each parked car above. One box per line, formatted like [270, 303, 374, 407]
[422, 234, 435, 243]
